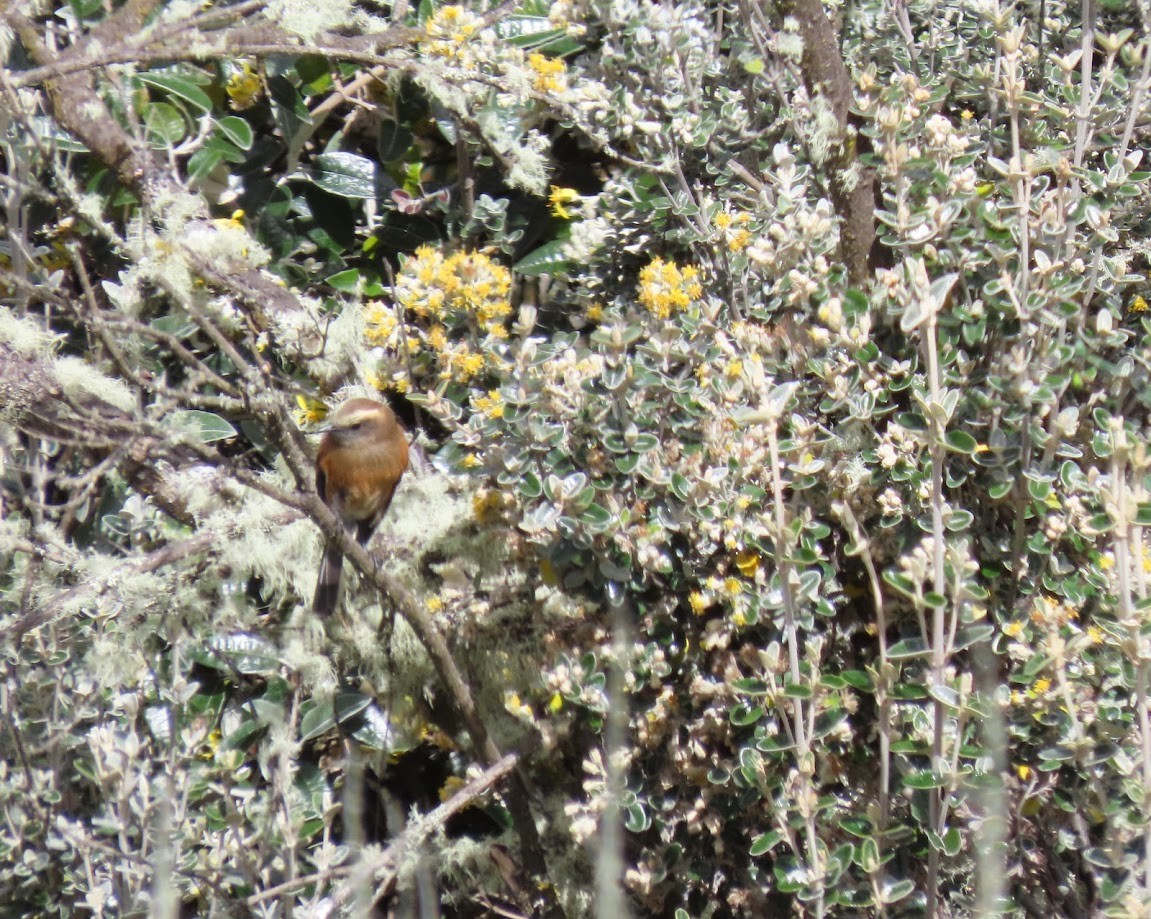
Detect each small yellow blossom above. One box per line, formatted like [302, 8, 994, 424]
[227, 62, 261, 110]
[427, 325, 448, 352]
[549, 185, 580, 219]
[1031, 677, 1051, 696]
[548, 692, 564, 713]
[1002, 621, 1024, 638]
[462, 453, 482, 468]
[294, 394, 328, 427]
[196, 729, 222, 761]
[425, 595, 445, 614]
[960, 109, 974, 120]
[735, 551, 759, 577]
[211, 209, 246, 232]
[732, 610, 747, 627]
[1030, 596, 1077, 627]
[473, 488, 503, 523]
[1130, 295, 1148, 313]
[1016, 764, 1031, 781]
[689, 592, 707, 615]
[723, 577, 743, 597]
[439, 775, 466, 801]
[586, 302, 604, 321]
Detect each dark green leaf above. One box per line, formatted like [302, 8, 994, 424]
[311, 152, 381, 199]
[138, 72, 212, 113]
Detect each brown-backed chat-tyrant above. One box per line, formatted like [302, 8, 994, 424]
[312, 398, 409, 617]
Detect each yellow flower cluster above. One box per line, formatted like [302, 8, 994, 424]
[638, 256, 703, 318]
[363, 300, 399, 346]
[396, 245, 512, 332]
[472, 389, 504, 419]
[473, 488, 503, 523]
[529, 53, 567, 93]
[423, 5, 484, 63]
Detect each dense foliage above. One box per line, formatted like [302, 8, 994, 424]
[2, 0, 1151, 915]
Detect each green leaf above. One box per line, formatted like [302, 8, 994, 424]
[142, 102, 187, 145]
[579, 503, 614, 532]
[349, 704, 393, 750]
[750, 831, 783, 855]
[624, 802, 651, 832]
[138, 72, 213, 113]
[928, 684, 961, 709]
[268, 73, 312, 123]
[187, 145, 224, 181]
[953, 624, 994, 651]
[944, 508, 974, 531]
[215, 116, 253, 151]
[311, 152, 381, 199]
[729, 703, 764, 726]
[325, 268, 361, 291]
[1027, 477, 1052, 501]
[903, 769, 947, 789]
[377, 120, 414, 162]
[170, 410, 237, 443]
[332, 693, 373, 724]
[988, 481, 1012, 499]
[887, 637, 929, 659]
[839, 817, 873, 839]
[841, 670, 874, 691]
[187, 633, 280, 674]
[880, 880, 915, 904]
[514, 238, 572, 277]
[631, 433, 659, 452]
[944, 430, 978, 454]
[298, 701, 335, 741]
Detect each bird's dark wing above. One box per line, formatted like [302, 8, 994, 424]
[315, 464, 328, 504]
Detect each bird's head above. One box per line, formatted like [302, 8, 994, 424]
[315, 398, 403, 445]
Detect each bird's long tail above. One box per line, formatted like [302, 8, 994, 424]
[312, 541, 344, 617]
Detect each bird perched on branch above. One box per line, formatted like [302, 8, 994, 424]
[312, 398, 409, 617]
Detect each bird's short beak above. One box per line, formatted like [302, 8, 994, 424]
[311, 421, 332, 434]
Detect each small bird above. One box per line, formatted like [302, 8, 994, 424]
[312, 398, 409, 617]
